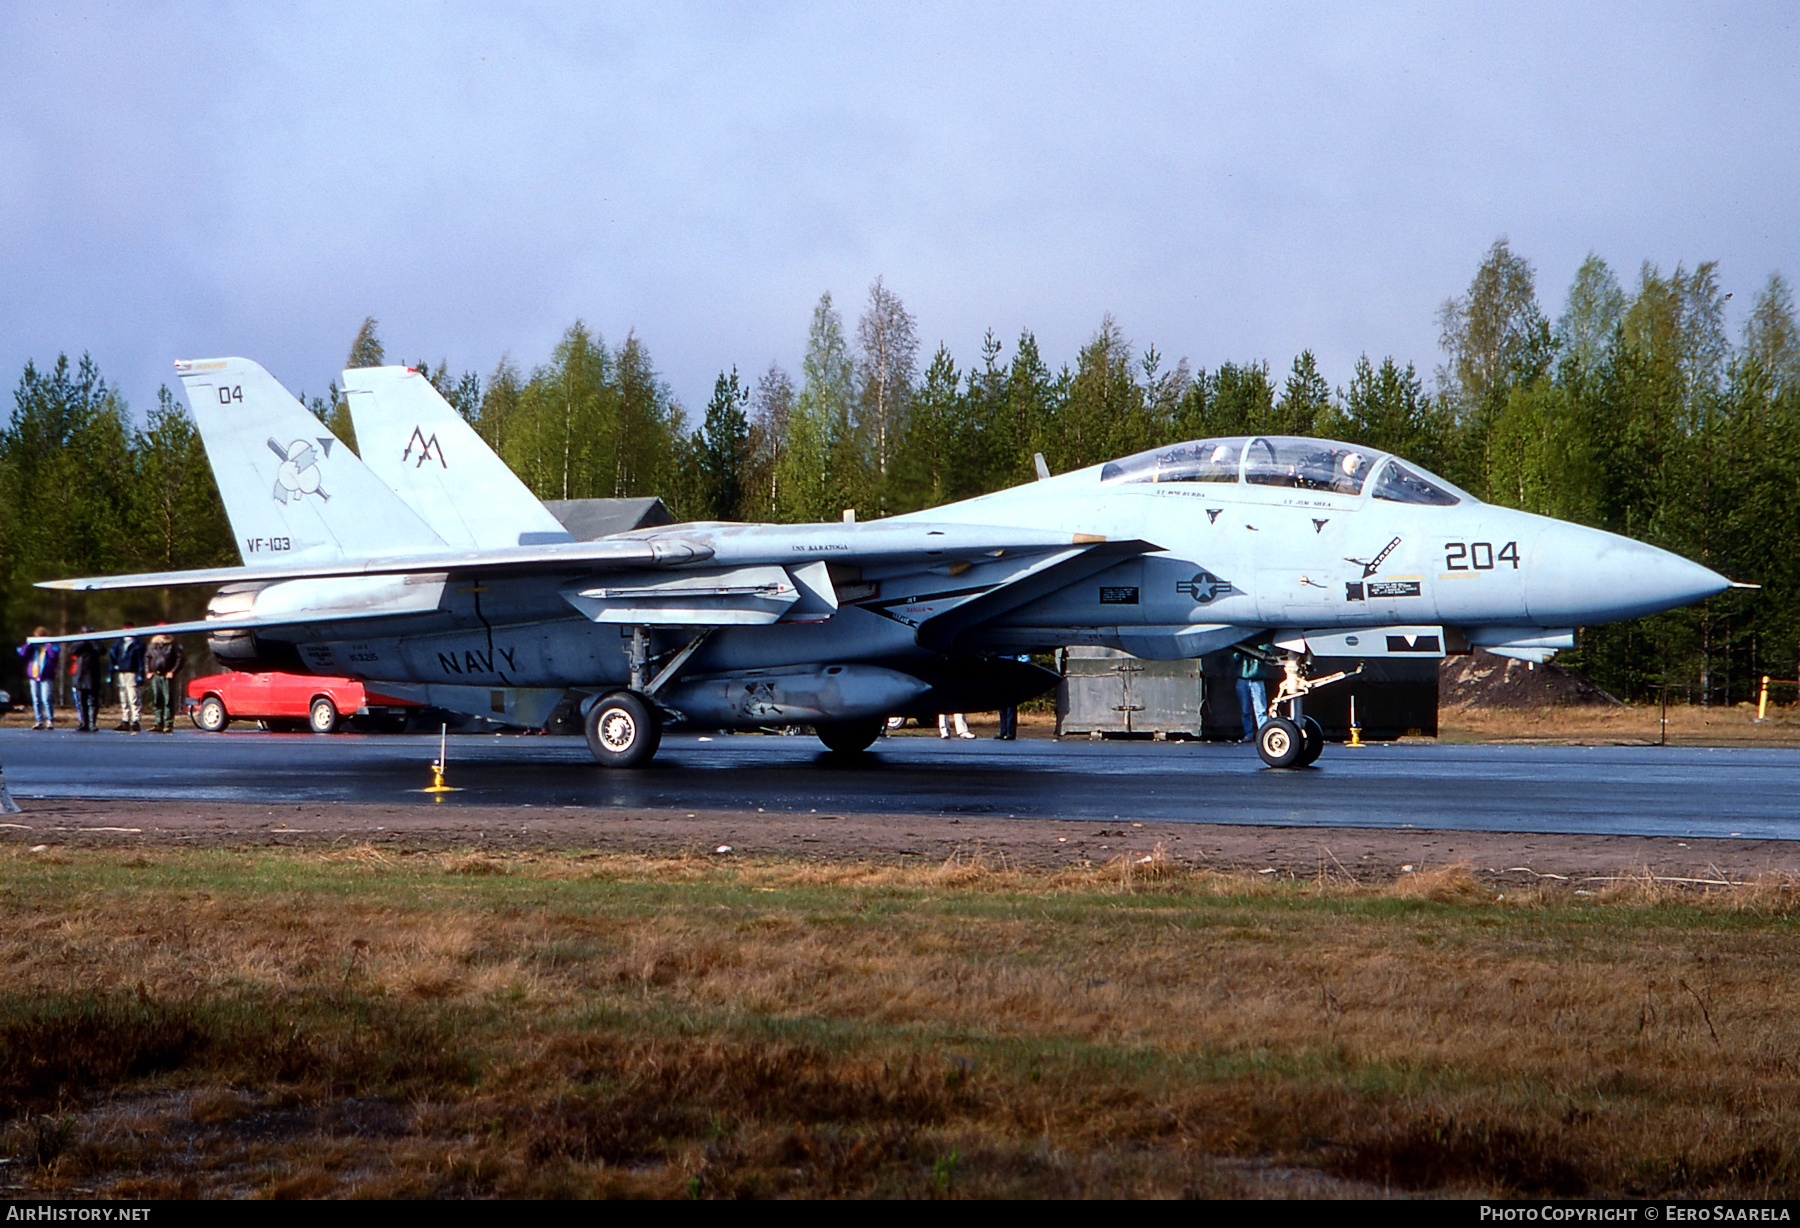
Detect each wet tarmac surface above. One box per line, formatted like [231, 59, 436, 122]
[3, 727, 1797, 840]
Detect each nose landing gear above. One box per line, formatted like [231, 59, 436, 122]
[1256, 653, 1359, 769]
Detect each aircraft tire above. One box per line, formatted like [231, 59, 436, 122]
[309, 696, 339, 734]
[585, 691, 661, 768]
[815, 718, 884, 754]
[1256, 717, 1303, 768]
[196, 695, 230, 733]
[1295, 716, 1325, 767]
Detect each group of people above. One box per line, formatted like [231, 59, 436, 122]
[883, 709, 1018, 739]
[14, 625, 185, 733]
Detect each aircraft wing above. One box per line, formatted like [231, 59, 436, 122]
[35, 521, 1161, 650]
[38, 522, 1131, 593]
[25, 607, 436, 644]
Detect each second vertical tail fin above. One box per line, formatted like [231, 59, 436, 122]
[343, 366, 574, 550]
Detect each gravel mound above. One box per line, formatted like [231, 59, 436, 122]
[1440, 649, 1622, 709]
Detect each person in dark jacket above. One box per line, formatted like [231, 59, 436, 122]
[69, 629, 102, 732]
[17, 630, 58, 730]
[143, 630, 185, 733]
[110, 625, 145, 732]
[1235, 648, 1271, 743]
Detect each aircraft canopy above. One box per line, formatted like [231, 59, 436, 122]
[1098, 435, 1469, 505]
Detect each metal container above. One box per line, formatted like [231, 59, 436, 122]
[1056, 647, 1205, 737]
[1056, 646, 1439, 741]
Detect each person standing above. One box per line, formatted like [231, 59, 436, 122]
[16, 630, 59, 730]
[996, 654, 1030, 740]
[1235, 648, 1270, 743]
[143, 629, 185, 733]
[69, 629, 102, 732]
[111, 625, 145, 732]
[938, 712, 975, 739]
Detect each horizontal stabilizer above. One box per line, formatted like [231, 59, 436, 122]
[27, 602, 433, 644]
[38, 535, 715, 592]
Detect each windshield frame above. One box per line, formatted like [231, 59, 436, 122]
[1366, 456, 1475, 506]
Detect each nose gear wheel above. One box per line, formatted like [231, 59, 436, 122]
[1257, 716, 1303, 768]
[1250, 649, 1363, 769]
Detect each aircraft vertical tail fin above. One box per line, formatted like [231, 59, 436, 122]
[176, 358, 449, 566]
[342, 366, 573, 550]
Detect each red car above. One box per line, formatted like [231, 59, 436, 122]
[185, 671, 418, 733]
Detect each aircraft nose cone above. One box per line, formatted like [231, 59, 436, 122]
[1526, 523, 1730, 624]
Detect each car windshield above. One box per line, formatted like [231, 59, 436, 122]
[1099, 437, 1246, 484]
[1242, 437, 1375, 495]
[1370, 458, 1465, 506]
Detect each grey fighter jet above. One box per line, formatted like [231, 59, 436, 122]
[37, 357, 1735, 769]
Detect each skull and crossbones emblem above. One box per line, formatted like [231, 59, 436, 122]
[267, 437, 332, 504]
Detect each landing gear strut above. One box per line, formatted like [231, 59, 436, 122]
[1255, 652, 1359, 770]
[583, 625, 707, 768]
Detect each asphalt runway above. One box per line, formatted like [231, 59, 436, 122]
[2, 727, 1797, 840]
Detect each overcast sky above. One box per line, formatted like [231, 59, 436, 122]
[3, 3, 1796, 422]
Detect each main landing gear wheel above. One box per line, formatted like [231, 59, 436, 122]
[1256, 717, 1303, 768]
[815, 718, 884, 755]
[308, 696, 339, 734]
[585, 690, 662, 768]
[1295, 716, 1325, 768]
[195, 695, 229, 733]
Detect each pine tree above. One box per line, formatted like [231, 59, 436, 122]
[1275, 351, 1332, 436]
[693, 368, 750, 519]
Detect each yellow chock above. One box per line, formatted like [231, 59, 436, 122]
[1347, 696, 1364, 747]
[420, 725, 461, 795]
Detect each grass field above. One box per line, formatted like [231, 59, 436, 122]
[3, 845, 1800, 1198]
[1440, 701, 1800, 747]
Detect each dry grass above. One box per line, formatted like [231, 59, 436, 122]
[1440, 699, 1800, 746]
[2, 845, 1799, 1198]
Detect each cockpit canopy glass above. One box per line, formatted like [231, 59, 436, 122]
[1095, 435, 1474, 506]
[1099, 437, 1247, 484]
[1242, 437, 1375, 495]
[1370, 459, 1463, 506]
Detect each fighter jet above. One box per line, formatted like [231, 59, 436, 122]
[37, 357, 1735, 769]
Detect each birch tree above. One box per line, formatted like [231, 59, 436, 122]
[854, 276, 919, 508]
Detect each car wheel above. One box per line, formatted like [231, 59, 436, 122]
[584, 691, 661, 768]
[1295, 716, 1325, 767]
[309, 696, 339, 734]
[195, 695, 230, 733]
[816, 718, 884, 754]
[1256, 716, 1303, 768]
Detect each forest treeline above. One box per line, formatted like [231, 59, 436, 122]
[4, 242, 1798, 704]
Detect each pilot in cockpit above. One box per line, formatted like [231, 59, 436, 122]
[1333, 450, 1368, 494]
